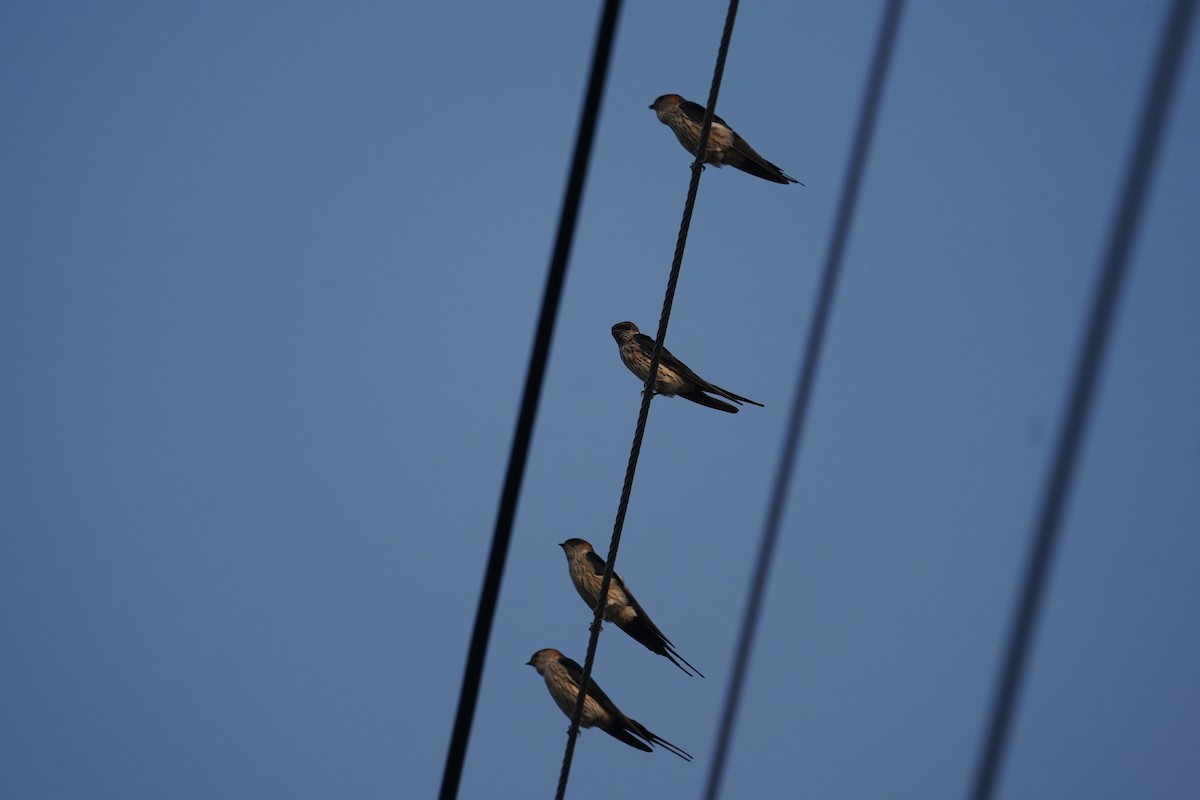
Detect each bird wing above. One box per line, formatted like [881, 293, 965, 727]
[727, 134, 798, 184]
[631, 331, 656, 357]
[677, 390, 740, 413]
[558, 655, 690, 757]
[703, 382, 764, 407]
[633, 331, 712, 391]
[620, 582, 672, 645]
[558, 653, 586, 676]
[557, 654, 627, 722]
[616, 583, 706, 676]
[583, 549, 632, 614]
[646, 331, 761, 406]
[678, 98, 731, 131]
[601, 724, 654, 753]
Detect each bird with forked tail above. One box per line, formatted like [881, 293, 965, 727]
[611, 321, 763, 414]
[559, 538, 703, 677]
[526, 648, 693, 761]
[650, 93, 802, 185]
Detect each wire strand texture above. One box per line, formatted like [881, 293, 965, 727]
[554, 2, 742, 798]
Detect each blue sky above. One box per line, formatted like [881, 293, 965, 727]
[2, 2, 1198, 798]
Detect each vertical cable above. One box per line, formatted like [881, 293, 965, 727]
[702, 2, 907, 798]
[437, 2, 624, 797]
[967, 2, 1196, 799]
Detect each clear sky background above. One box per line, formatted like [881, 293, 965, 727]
[3, 2, 1198, 798]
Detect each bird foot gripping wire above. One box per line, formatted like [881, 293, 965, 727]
[639, 387, 662, 399]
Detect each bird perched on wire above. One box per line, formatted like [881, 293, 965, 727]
[649, 93, 802, 185]
[611, 321, 763, 414]
[526, 648, 693, 761]
[558, 538, 703, 677]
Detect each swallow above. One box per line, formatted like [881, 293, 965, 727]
[558, 538, 703, 677]
[526, 648, 693, 761]
[649, 93, 801, 185]
[610, 321, 763, 414]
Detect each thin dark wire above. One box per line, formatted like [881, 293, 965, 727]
[553, 2, 742, 797]
[437, 3, 624, 798]
[700, 2, 906, 798]
[967, 3, 1196, 799]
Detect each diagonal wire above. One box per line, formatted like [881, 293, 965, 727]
[554, 2, 742, 797]
[702, 1, 907, 797]
[437, 2, 624, 797]
[967, 2, 1196, 799]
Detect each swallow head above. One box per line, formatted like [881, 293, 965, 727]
[650, 93, 683, 112]
[559, 537, 591, 550]
[611, 321, 639, 344]
[527, 648, 560, 673]
[559, 538, 594, 559]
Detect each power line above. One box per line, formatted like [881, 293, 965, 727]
[967, 2, 1197, 799]
[437, 3, 625, 797]
[553, 2, 743, 797]
[701, 1, 907, 798]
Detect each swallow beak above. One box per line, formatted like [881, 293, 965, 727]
[647, 103, 654, 109]
[558, 541, 568, 549]
[525, 659, 534, 666]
